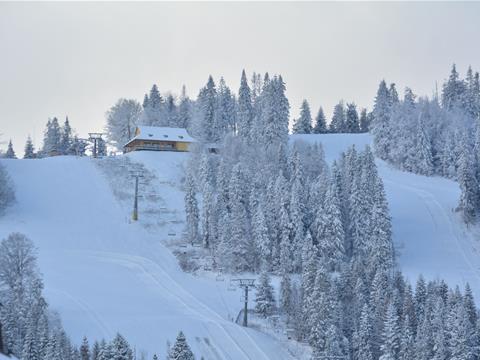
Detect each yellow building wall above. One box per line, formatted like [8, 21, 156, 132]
[175, 142, 191, 152]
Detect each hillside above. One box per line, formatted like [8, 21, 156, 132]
[0, 154, 298, 360]
[1, 133, 479, 359]
[292, 133, 480, 301]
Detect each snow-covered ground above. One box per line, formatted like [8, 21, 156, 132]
[0, 154, 298, 359]
[292, 133, 480, 301]
[1, 133, 480, 359]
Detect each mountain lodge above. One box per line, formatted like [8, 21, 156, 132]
[124, 126, 196, 153]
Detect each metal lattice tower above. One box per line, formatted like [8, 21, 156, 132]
[231, 279, 255, 327]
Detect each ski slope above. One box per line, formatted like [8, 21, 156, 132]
[0, 155, 297, 359]
[292, 134, 480, 302]
[2, 133, 480, 359]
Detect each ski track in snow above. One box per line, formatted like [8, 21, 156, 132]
[292, 133, 480, 302]
[3, 133, 480, 359]
[0, 154, 293, 359]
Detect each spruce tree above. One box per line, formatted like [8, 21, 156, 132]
[169, 331, 194, 360]
[184, 173, 200, 244]
[80, 336, 90, 360]
[5, 140, 16, 159]
[292, 100, 312, 134]
[359, 108, 369, 133]
[60, 117, 72, 155]
[379, 302, 400, 360]
[313, 107, 328, 134]
[24, 136, 35, 159]
[457, 146, 479, 223]
[345, 102, 360, 133]
[329, 101, 346, 133]
[371, 80, 392, 159]
[255, 271, 276, 318]
[111, 333, 133, 360]
[237, 70, 253, 140]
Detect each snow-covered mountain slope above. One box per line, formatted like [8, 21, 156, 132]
[2, 133, 479, 359]
[0, 155, 297, 360]
[292, 133, 480, 302]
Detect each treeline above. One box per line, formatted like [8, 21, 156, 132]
[370, 64, 480, 223]
[3, 117, 93, 160]
[292, 99, 371, 134]
[0, 233, 196, 360]
[253, 262, 479, 360]
[105, 70, 369, 151]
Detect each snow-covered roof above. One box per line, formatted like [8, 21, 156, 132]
[126, 126, 196, 146]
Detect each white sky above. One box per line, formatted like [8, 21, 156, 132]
[1, 2, 480, 154]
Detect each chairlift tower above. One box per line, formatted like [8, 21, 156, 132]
[130, 171, 144, 221]
[88, 132, 104, 158]
[231, 279, 255, 327]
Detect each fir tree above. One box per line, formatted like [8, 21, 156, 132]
[24, 136, 35, 159]
[292, 100, 312, 134]
[237, 70, 253, 140]
[345, 102, 360, 133]
[313, 107, 328, 134]
[359, 108, 369, 133]
[255, 271, 276, 318]
[169, 331, 194, 360]
[330, 101, 346, 133]
[379, 302, 400, 360]
[184, 172, 200, 244]
[5, 140, 16, 159]
[80, 336, 90, 360]
[111, 333, 133, 360]
[371, 80, 392, 160]
[60, 117, 72, 155]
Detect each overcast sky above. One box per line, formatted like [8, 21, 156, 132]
[1, 2, 480, 154]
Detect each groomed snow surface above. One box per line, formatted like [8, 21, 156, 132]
[1, 133, 479, 359]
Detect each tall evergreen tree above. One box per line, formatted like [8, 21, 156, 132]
[345, 102, 360, 133]
[330, 101, 346, 133]
[313, 107, 328, 134]
[255, 271, 276, 318]
[5, 140, 16, 159]
[169, 331, 194, 360]
[237, 70, 253, 140]
[24, 136, 35, 159]
[292, 100, 312, 134]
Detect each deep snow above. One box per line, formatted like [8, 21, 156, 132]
[1, 133, 479, 359]
[292, 133, 480, 301]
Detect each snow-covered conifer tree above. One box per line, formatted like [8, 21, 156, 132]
[59, 117, 72, 155]
[329, 101, 346, 133]
[169, 331, 194, 360]
[237, 70, 253, 140]
[5, 140, 16, 159]
[359, 108, 370, 133]
[292, 100, 312, 134]
[379, 302, 400, 360]
[178, 86, 192, 130]
[111, 333, 133, 360]
[24, 136, 35, 159]
[255, 271, 276, 318]
[313, 107, 328, 134]
[80, 336, 90, 360]
[345, 102, 360, 133]
[184, 173, 200, 244]
[371, 80, 392, 159]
